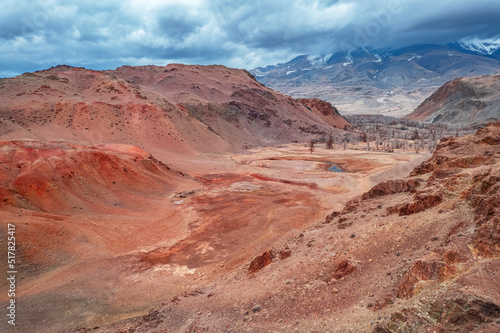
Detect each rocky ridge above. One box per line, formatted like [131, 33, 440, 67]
[405, 74, 500, 124]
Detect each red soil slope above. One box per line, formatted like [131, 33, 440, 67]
[84, 121, 500, 333]
[0, 65, 347, 157]
[0, 140, 191, 215]
[0, 136, 427, 332]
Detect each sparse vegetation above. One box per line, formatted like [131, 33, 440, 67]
[340, 114, 476, 153]
[309, 139, 315, 153]
[326, 134, 334, 149]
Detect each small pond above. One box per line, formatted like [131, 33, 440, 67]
[326, 162, 343, 172]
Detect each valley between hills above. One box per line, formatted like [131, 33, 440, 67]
[0, 141, 427, 332]
[0, 64, 499, 333]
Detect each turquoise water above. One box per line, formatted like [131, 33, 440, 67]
[327, 163, 343, 172]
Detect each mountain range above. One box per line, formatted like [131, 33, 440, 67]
[250, 43, 500, 117]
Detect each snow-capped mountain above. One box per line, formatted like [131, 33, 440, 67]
[250, 44, 500, 116]
[456, 41, 500, 56]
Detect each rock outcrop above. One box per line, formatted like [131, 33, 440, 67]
[361, 179, 420, 200]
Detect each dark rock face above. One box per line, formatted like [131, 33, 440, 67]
[375, 294, 500, 333]
[399, 193, 443, 216]
[397, 260, 447, 298]
[361, 179, 420, 200]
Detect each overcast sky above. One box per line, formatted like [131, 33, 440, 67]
[1, 0, 500, 77]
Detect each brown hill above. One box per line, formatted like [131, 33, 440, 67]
[297, 98, 351, 130]
[0, 65, 347, 158]
[406, 74, 500, 124]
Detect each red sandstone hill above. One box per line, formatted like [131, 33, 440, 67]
[0, 65, 348, 158]
[406, 74, 500, 124]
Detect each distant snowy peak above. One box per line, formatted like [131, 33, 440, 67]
[305, 49, 388, 68]
[250, 43, 500, 82]
[458, 42, 500, 55]
[307, 54, 332, 67]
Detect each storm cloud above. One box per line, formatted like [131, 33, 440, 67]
[1, 0, 499, 77]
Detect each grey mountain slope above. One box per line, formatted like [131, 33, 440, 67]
[251, 44, 500, 117]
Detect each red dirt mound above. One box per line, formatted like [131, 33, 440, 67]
[0, 140, 189, 214]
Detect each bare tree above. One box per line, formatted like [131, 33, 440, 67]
[428, 139, 437, 152]
[412, 129, 419, 140]
[360, 131, 367, 143]
[326, 134, 334, 149]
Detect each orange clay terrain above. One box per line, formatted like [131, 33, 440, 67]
[0, 137, 431, 332]
[38, 121, 497, 333]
